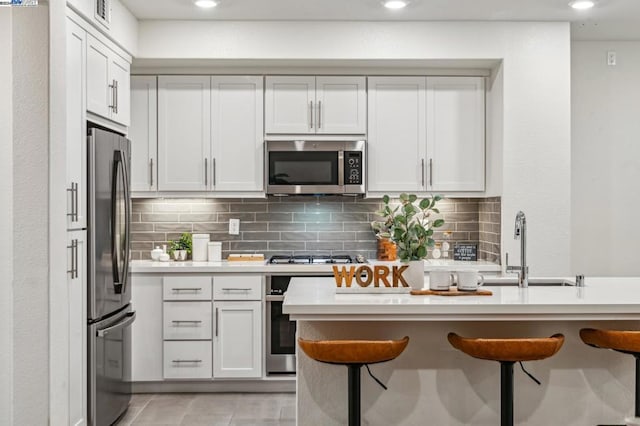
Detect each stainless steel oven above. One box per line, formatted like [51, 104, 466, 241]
[265, 140, 365, 195]
[266, 276, 297, 374]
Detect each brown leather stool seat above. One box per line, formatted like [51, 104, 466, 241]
[447, 333, 565, 362]
[580, 328, 640, 424]
[298, 336, 409, 426]
[448, 333, 564, 426]
[298, 336, 409, 365]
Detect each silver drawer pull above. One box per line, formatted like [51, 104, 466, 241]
[222, 288, 251, 292]
[171, 320, 202, 324]
[172, 288, 202, 292]
[172, 359, 202, 363]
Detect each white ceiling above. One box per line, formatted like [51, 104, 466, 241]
[121, 0, 640, 40]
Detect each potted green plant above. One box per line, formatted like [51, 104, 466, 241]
[375, 193, 445, 289]
[168, 233, 192, 261]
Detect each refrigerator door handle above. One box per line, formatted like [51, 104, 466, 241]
[121, 146, 131, 295]
[97, 311, 136, 337]
[111, 150, 130, 294]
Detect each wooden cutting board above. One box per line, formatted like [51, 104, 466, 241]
[410, 288, 493, 296]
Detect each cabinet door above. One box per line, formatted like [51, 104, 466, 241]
[158, 76, 211, 191]
[367, 77, 426, 192]
[130, 76, 157, 192]
[211, 76, 264, 191]
[66, 20, 87, 230]
[316, 76, 366, 134]
[131, 275, 163, 381]
[426, 77, 485, 191]
[86, 34, 111, 119]
[67, 230, 87, 426]
[213, 301, 262, 378]
[109, 54, 130, 126]
[265, 76, 315, 134]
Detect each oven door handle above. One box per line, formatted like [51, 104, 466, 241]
[266, 295, 285, 302]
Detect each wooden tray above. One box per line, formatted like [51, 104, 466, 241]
[410, 288, 493, 296]
[227, 254, 265, 262]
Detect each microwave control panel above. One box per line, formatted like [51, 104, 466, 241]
[344, 151, 363, 185]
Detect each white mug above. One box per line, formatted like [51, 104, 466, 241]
[429, 270, 454, 291]
[456, 270, 485, 291]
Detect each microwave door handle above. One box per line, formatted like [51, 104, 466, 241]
[338, 150, 344, 187]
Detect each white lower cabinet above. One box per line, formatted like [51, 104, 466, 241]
[131, 275, 163, 381]
[163, 301, 212, 341]
[213, 301, 262, 379]
[163, 341, 213, 379]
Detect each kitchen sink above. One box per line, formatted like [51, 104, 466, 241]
[482, 277, 576, 287]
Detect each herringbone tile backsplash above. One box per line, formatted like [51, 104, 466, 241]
[130, 196, 501, 262]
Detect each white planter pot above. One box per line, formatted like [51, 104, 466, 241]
[403, 260, 425, 290]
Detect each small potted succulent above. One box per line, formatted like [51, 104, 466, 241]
[168, 233, 192, 261]
[373, 193, 445, 289]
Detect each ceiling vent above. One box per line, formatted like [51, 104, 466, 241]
[95, 0, 111, 29]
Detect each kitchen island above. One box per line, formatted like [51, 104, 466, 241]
[284, 277, 640, 425]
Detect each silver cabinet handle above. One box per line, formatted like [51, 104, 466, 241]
[221, 288, 251, 292]
[114, 80, 119, 114]
[67, 182, 78, 221]
[318, 100, 322, 129]
[309, 101, 313, 129]
[150, 158, 154, 187]
[429, 158, 433, 187]
[204, 158, 208, 186]
[67, 239, 78, 278]
[108, 80, 115, 110]
[212, 158, 216, 186]
[171, 320, 202, 324]
[172, 359, 202, 363]
[172, 287, 202, 292]
[421, 159, 425, 188]
[215, 307, 219, 337]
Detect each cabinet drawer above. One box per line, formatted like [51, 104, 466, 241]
[213, 275, 262, 301]
[163, 341, 212, 379]
[163, 302, 212, 340]
[163, 276, 212, 301]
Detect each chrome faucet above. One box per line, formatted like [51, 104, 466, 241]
[506, 211, 529, 288]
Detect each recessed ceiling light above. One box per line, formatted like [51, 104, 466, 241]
[194, 0, 217, 8]
[384, 0, 408, 10]
[569, 0, 595, 10]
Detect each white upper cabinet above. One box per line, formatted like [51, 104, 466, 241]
[66, 19, 87, 230]
[315, 76, 366, 134]
[367, 77, 426, 193]
[426, 77, 485, 191]
[130, 76, 157, 192]
[211, 76, 264, 192]
[86, 34, 130, 126]
[265, 76, 366, 135]
[367, 76, 485, 194]
[157, 76, 211, 191]
[265, 76, 315, 134]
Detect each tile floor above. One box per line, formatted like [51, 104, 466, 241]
[116, 393, 296, 426]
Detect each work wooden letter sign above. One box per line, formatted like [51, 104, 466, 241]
[332, 265, 410, 288]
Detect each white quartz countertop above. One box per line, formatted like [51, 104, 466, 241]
[129, 259, 501, 274]
[283, 276, 640, 321]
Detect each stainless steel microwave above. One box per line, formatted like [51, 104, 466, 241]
[265, 140, 366, 195]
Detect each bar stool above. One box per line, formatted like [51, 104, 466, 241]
[580, 328, 640, 426]
[298, 336, 409, 426]
[448, 332, 564, 426]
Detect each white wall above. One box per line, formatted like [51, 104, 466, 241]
[572, 41, 640, 276]
[0, 10, 14, 426]
[137, 20, 572, 275]
[6, 5, 50, 425]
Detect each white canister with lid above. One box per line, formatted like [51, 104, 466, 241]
[192, 234, 210, 261]
[208, 242, 222, 262]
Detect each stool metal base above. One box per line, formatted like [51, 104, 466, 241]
[348, 364, 362, 426]
[500, 361, 515, 426]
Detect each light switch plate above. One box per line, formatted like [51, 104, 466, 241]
[229, 218, 240, 235]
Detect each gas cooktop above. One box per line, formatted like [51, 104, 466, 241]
[268, 255, 360, 265]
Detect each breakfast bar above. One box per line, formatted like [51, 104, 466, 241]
[284, 277, 640, 425]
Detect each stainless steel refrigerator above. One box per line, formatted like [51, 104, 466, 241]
[87, 127, 136, 426]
